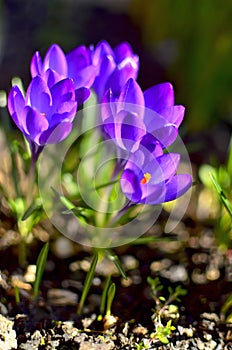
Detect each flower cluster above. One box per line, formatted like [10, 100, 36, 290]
[7, 40, 191, 206]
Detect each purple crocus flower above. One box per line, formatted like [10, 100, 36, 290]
[8, 75, 77, 162]
[30, 44, 95, 105]
[90, 41, 139, 101]
[120, 148, 192, 205]
[102, 78, 183, 154]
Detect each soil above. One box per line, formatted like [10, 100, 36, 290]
[0, 192, 232, 350]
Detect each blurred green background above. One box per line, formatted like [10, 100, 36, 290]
[1, 0, 232, 161]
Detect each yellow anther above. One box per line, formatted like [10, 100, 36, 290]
[140, 172, 151, 184]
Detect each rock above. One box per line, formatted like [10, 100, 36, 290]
[0, 314, 17, 350]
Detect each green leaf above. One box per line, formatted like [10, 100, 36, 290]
[33, 242, 49, 299]
[157, 334, 169, 344]
[105, 249, 127, 279]
[77, 253, 98, 315]
[210, 173, 232, 218]
[199, 164, 217, 188]
[227, 136, 232, 178]
[106, 282, 116, 316]
[21, 199, 42, 221]
[99, 275, 111, 317]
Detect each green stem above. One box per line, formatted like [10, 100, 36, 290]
[106, 282, 116, 316]
[99, 275, 111, 318]
[18, 237, 27, 268]
[77, 252, 99, 315]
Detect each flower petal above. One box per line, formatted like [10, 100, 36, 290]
[39, 121, 73, 145]
[73, 65, 97, 89]
[141, 182, 166, 204]
[107, 62, 139, 98]
[26, 76, 51, 114]
[30, 51, 43, 77]
[114, 42, 135, 62]
[151, 124, 178, 148]
[91, 40, 114, 67]
[75, 87, 90, 105]
[120, 169, 142, 203]
[146, 153, 180, 184]
[44, 44, 67, 77]
[8, 86, 25, 130]
[25, 107, 49, 144]
[159, 105, 185, 127]
[118, 78, 144, 115]
[164, 174, 192, 202]
[50, 78, 75, 114]
[92, 55, 116, 100]
[144, 83, 174, 112]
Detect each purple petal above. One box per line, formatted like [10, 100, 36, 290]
[143, 109, 169, 130]
[159, 105, 185, 127]
[104, 110, 146, 152]
[124, 149, 146, 175]
[120, 169, 142, 203]
[151, 124, 178, 148]
[144, 83, 174, 112]
[91, 40, 114, 67]
[67, 45, 91, 70]
[107, 62, 139, 98]
[44, 69, 64, 88]
[44, 44, 67, 77]
[101, 90, 114, 122]
[30, 51, 43, 77]
[146, 153, 180, 184]
[66, 45, 94, 86]
[75, 87, 90, 105]
[26, 76, 51, 113]
[52, 101, 77, 117]
[8, 86, 25, 130]
[140, 133, 163, 155]
[118, 79, 144, 115]
[39, 121, 73, 145]
[165, 174, 192, 202]
[92, 55, 116, 100]
[50, 78, 75, 106]
[25, 107, 49, 144]
[141, 183, 166, 205]
[114, 42, 134, 62]
[72, 65, 97, 89]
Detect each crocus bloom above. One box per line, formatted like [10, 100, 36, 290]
[120, 148, 192, 205]
[8, 75, 77, 161]
[30, 44, 95, 105]
[102, 78, 183, 154]
[90, 41, 139, 101]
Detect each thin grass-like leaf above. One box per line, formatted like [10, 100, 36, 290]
[106, 282, 116, 316]
[21, 199, 42, 221]
[99, 275, 111, 319]
[77, 253, 98, 315]
[105, 249, 127, 279]
[33, 242, 49, 299]
[210, 173, 232, 218]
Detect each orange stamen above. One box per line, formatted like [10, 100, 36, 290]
[140, 172, 151, 184]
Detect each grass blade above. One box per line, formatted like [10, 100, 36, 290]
[77, 252, 98, 315]
[210, 173, 232, 218]
[33, 242, 49, 299]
